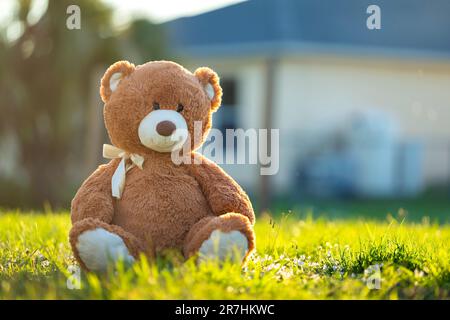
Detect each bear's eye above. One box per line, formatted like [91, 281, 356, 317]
[152, 102, 160, 110]
[177, 103, 184, 112]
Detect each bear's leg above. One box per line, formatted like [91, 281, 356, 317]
[183, 213, 255, 264]
[69, 218, 145, 271]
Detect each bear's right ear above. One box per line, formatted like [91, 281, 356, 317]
[100, 61, 135, 103]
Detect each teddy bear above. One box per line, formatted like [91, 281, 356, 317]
[69, 60, 256, 271]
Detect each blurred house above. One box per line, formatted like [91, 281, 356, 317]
[166, 0, 450, 199]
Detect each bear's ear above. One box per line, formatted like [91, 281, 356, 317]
[194, 67, 222, 111]
[100, 61, 135, 103]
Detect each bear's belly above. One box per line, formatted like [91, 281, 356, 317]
[111, 166, 212, 252]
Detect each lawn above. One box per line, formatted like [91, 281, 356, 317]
[0, 209, 449, 299]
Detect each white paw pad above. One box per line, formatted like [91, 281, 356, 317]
[199, 230, 248, 262]
[76, 228, 134, 271]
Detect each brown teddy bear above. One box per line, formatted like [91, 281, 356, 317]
[69, 60, 255, 271]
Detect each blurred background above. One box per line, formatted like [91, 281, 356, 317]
[0, 0, 449, 221]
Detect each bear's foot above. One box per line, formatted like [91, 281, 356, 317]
[70, 218, 145, 272]
[184, 213, 255, 265]
[76, 228, 134, 272]
[198, 230, 248, 262]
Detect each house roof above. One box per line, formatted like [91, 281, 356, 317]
[166, 0, 450, 60]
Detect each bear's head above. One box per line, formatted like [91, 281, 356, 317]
[100, 60, 222, 155]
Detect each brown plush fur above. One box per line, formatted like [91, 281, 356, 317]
[70, 60, 255, 270]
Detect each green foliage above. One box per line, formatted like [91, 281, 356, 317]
[0, 1, 116, 206]
[0, 210, 448, 299]
[0, 1, 167, 208]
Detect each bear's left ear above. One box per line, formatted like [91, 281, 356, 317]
[195, 67, 222, 111]
[100, 60, 135, 103]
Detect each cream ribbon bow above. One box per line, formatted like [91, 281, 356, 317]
[103, 144, 144, 199]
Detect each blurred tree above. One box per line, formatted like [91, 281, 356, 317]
[122, 18, 167, 64]
[0, 0, 167, 208]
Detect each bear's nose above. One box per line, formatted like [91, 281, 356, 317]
[156, 120, 176, 136]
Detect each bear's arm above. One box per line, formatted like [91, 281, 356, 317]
[71, 159, 119, 224]
[186, 153, 255, 225]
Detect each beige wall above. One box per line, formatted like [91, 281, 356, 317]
[277, 56, 450, 137]
[182, 55, 450, 193]
[275, 56, 450, 190]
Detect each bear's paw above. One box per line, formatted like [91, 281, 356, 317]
[76, 228, 134, 271]
[199, 230, 248, 263]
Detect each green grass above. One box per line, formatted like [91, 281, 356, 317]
[0, 210, 449, 299]
[272, 196, 450, 223]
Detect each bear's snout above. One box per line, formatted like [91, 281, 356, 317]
[156, 120, 176, 136]
[138, 109, 188, 153]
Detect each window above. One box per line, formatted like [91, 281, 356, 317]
[215, 78, 238, 134]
